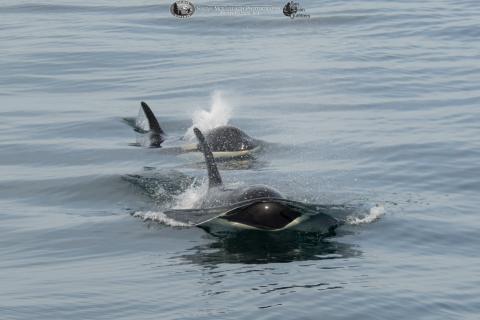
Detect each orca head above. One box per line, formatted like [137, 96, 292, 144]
[201, 126, 258, 152]
[223, 201, 302, 231]
[234, 184, 284, 202]
[222, 185, 302, 231]
[193, 127, 301, 230]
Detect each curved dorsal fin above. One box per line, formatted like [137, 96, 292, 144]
[140, 101, 165, 135]
[193, 127, 223, 188]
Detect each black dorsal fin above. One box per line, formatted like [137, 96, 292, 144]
[140, 101, 165, 135]
[193, 127, 223, 188]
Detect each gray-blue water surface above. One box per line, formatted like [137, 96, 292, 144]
[1, 1, 479, 319]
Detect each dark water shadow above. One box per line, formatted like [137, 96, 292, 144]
[177, 230, 361, 265]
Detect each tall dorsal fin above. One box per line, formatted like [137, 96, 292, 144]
[193, 127, 223, 188]
[140, 101, 165, 135]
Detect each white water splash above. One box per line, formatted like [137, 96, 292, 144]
[184, 90, 233, 141]
[172, 180, 208, 209]
[346, 204, 385, 225]
[132, 180, 208, 227]
[132, 211, 191, 227]
[135, 106, 149, 131]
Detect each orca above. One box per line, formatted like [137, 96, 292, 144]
[130, 101, 261, 158]
[163, 127, 339, 233]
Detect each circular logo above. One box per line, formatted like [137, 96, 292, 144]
[283, 1, 298, 18]
[170, 1, 195, 18]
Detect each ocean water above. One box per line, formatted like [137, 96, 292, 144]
[1, 1, 480, 319]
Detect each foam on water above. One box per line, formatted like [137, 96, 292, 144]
[135, 106, 148, 132]
[172, 179, 208, 210]
[133, 180, 208, 227]
[132, 210, 192, 227]
[184, 90, 233, 141]
[346, 204, 385, 225]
